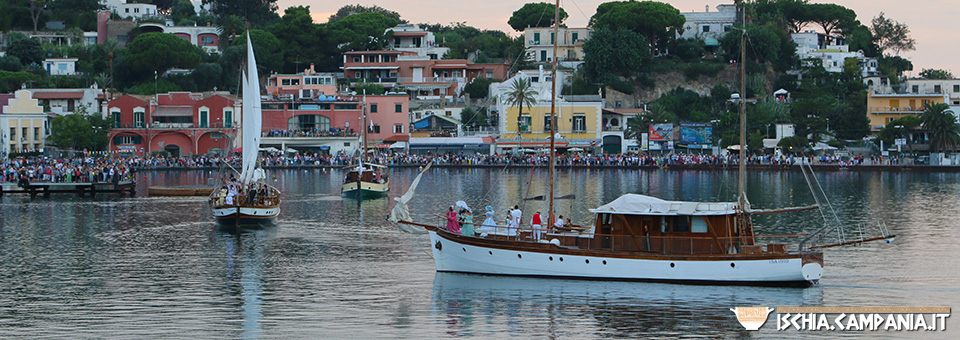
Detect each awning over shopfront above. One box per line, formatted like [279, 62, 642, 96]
[152, 106, 193, 116]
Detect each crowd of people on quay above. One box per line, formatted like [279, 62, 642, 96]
[0, 149, 899, 185]
[0, 157, 133, 185]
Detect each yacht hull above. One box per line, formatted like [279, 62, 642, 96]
[212, 206, 280, 227]
[428, 231, 822, 287]
[341, 181, 389, 197]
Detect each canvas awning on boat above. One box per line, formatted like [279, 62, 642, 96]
[589, 194, 737, 216]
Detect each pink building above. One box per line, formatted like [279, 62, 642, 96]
[342, 51, 510, 99]
[106, 92, 239, 157]
[261, 94, 409, 146]
[265, 64, 338, 101]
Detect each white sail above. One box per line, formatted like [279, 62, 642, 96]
[239, 33, 262, 184]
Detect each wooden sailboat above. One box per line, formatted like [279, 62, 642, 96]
[209, 33, 281, 226]
[341, 95, 389, 197]
[389, 1, 893, 286]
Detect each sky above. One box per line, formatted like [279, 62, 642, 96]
[276, 0, 960, 76]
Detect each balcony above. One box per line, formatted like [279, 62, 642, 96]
[345, 77, 398, 83]
[110, 122, 234, 129]
[398, 76, 466, 84]
[869, 106, 924, 114]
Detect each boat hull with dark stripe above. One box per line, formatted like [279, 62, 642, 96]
[212, 206, 280, 227]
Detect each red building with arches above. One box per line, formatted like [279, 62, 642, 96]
[106, 92, 240, 157]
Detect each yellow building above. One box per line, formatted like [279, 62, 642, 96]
[1, 90, 48, 155]
[500, 102, 602, 140]
[867, 91, 946, 132]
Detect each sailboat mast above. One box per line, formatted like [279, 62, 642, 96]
[548, 0, 559, 225]
[738, 1, 747, 207]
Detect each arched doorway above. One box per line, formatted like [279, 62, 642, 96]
[164, 144, 181, 157]
[602, 135, 622, 154]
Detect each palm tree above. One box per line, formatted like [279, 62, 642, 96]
[503, 77, 538, 138]
[920, 102, 960, 152]
[624, 113, 653, 140]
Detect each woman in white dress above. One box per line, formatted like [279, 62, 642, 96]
[477, 205, 498, 234]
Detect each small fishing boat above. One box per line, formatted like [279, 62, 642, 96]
[341, 96, 389, 197]
[209, 32, 281, 226]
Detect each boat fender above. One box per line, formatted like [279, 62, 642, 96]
[549, 239, 561, 246]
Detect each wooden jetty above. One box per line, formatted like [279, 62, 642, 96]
[0, 181, 136, 198]
[148, 185, 214, 196]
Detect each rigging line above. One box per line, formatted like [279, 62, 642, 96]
[565, 0, 591, 24]
[806, 161, 846, 242]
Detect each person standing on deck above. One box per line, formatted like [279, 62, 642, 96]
[461, 209, 474, 236]
[510, 205, 522, 236]
[446, 206, 461, 234]
[531, 211, 543, 241]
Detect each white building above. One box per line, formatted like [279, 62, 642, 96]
[42, 58, 78, 76]
[522, 27, 591, 66]
[678, 4, 737, 48]
[792, 31, 879, 77]
[26, 86, 105, 116]
[139, 23, 222, 53]
[386, 24, 450, 59]
[102, 0, 158, 19]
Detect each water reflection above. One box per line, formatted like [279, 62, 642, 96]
[213, 229, 273, 339]
[431, 272, 822, 338]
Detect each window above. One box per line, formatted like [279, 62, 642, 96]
[662, 216, 691, 233]
[370, 104, 378, 113]
[889, 99, 899, 108]
[134, 111, 145, 128]
[22, 128, 27, 140]
[369, 124, 380, 133]
[550, 32, 555, 44]
[691, 218, 708, 233]
[486, 70, 494, 78]
[34, 128, 39, 140]
[702, 25, 711, 32]
[9, 128, 14, 138]
[572, 115, 586, 132]
[113, 135, 142, 144]
[540, 50, 547, 62]
[199, 110, 208, 128]
[125, 8, 129, 13]
[112, 112, 121, 128]
[344, 142, 351, 147]
[393, 124, 403, 133]
[912, 85, 919, 93]
[445, 111, 452, 117]
[519, 116, 531, 132]
[572, 32, 579, 42]
[935, 85, 942, 93]
[58, 63, 67, 70]
[224, 110, 232, 128]
[395, 104, 403, 113]
[533, 32, 540, 44]
[201, 36, 214, 45]
[954, 85, 960, 92]
[334, 104, 356, 110]
[724, 25, 732, 32]
[543, 115, 555, 131]
[134, 8, 139, 13]
[353, 57, 361, 62]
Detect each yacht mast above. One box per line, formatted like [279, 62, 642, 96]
[548, 0, 559, 226]
[737, 1, 747, 208]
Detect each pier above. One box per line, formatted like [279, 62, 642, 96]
[0, 182, 136, 198]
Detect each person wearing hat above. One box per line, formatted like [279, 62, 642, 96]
[477, 205, 498, 234]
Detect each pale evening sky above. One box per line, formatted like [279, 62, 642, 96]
[276, 0, 959, 76]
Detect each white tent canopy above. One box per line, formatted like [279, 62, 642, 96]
[589, 194, 737, 216]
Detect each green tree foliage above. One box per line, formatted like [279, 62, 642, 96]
[425, 22, 521, 64]
[845, 24, 879, 58]
[152, 0, 176, 13]
[269, 6, 329, 73]
[624, 113, 653, 140]
[0, 71, 39, 92]
[806, 3, 857, 37]
[719, 23, 794, 69]
[206, 0, 279, 28]
[7, 34, 44, 66]
[582, 29, 650, 82]
[919, 69, 954, 80]
[171, 0, 196, 23]
[778, 136, 809, 151]
[920, 102, 960, 152]
[651, 87, 728, 123]
[460, 106, 489, 127]
[353, 83, 385, 95]
[223, 29, 283, 76]
[878, 55, 913, 78]
[590, 1, 684, 52]
[503, 77, 538, 135]
[0, 56, 23, 72]
[560, 73, 600, 96]
[192, 63, 223, 91]
[876, 115, 920, 150]
[124, 33, 202, 77]
[507, 2, 568, 32]
[463, 77, 499, 99]
[328, 4, 401, 24]
[126, 78, 182, 95]
[48, 107, 109, 151]
[327, 12, 399, 52]
[669, 38, 705, 62]
[871, 12, 916, 55]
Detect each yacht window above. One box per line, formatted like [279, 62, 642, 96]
[691, 217, 708, 233]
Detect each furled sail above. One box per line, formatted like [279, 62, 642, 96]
[390, 163, 432, 233]
[239, 33, 262, 184]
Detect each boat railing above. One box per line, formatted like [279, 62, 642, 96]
[436, 218, 804, 255]
[210, 192, 280, 208]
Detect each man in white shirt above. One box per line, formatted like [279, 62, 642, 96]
[509, 205, 522, 236]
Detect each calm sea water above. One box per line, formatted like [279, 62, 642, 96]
[1, 167, 958, 339]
